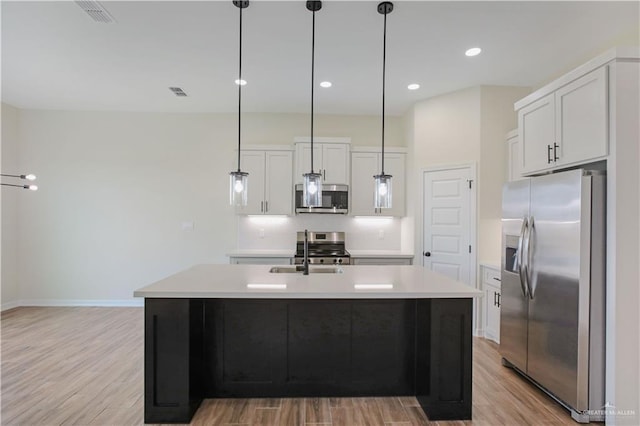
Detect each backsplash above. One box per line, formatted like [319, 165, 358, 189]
[237, 215, 402, 251]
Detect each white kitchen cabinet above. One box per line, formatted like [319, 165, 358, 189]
[350, 150, 406, 217]
[236, 149, 293, 215]
[519, 94, 556, 175]
[518, 67, 608, 176]
[351, 257, 412, 265]
[506, 129, 524, 182]
[555, 66, 608, 166]
[481, 265, 501, 343]
[295, 142, 349, 185]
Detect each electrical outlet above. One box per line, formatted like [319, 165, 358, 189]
[378, 229, 384, 239]
[182, 221, 194, 232]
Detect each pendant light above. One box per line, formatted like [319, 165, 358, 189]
[302, 0, 323, 207]
[374, 1, 393, 209]
[229, 0, 250, 207]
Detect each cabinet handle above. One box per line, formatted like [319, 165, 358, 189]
[553, 143, 560, 161]
[547, 145, 552, 164]
[497, 293, 501, 308]
[323, 169, 326, 180]
[493, 292, 497, 306]
[261, 201, 264, 213]
[265, 201, 268, 212]
[493, 277, 501, 282]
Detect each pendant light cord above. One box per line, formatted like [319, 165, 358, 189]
[310, 9, 316, 174]
[237, 4, 243, 172]
[381, 9, 387, 175]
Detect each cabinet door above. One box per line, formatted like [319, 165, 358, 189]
[322, 144, 349, 184]
[519, 94, 555, 175]
[350, 152, 379, 216]
[556, 67, 608, 166]
[507, 135, 523, 182]
[236, 151, 265, 215]
[484, 283, 501, 343]
[295, 143, 322, 184]
[383, 153, 406, 217]
[265, 151, 293, 215]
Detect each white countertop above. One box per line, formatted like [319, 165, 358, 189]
[227, 250, 414, 259]
[134, 264, 481, 299]
[348, 250, 414, 258]
[227, 250, 294, 258]
[480, 262, 500, 271]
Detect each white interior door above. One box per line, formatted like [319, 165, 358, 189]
[423, 167, 473, 286]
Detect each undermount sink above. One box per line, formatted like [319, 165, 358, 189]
[269, 266, 344, 274]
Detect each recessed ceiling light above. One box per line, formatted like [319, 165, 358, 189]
[320, 81, 332, 88]
[465, 47, 482, 57]
[235, 79, 247, 86]
[407, 83, 420, 90]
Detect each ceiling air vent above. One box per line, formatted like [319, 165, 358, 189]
[75, 1, 116, 23]
[169, 87, 188, 97]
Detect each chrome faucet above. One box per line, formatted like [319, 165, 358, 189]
[303, 229, 309, 275]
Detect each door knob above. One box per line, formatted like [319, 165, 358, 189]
[424, 251, 431, 257]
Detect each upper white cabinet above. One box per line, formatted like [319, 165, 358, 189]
[236, 149, 293, 215]
[518, 67, 608, 175]
[555, 67, 608, 165]
[350, 149, 406, 217]
[505, 129, 524, 182]
[294, 140, 350, 185]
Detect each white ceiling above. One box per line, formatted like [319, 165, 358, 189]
[2, 1, 638, 116]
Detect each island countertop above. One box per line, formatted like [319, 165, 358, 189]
[133, 264, 481, 299]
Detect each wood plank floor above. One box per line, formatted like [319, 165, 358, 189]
[1, 307, 594, 425]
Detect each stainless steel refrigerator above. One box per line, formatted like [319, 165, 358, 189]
[500, 169, 605, 423]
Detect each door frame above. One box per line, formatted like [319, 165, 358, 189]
[420, 162, 478, 304]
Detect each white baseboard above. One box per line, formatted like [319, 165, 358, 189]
[2, 299, 144, 311]
[1, 300, 21, 312]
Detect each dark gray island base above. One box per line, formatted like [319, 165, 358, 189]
[144, 297, 473, 424]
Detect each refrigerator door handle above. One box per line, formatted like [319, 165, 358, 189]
[517, 217, 529, 297]
[526, 216, 536, 299]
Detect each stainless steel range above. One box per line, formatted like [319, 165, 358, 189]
[293, 231, 351, 265]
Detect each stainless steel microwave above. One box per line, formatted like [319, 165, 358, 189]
[294, 184, 348, 214]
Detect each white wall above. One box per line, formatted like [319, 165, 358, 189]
[238, 112, 404, 147]
[238, 215, 402, 252]
[1, 103, 21, 310]
[3, 107, 403, 305]
[479, 86, 531, 265]
[606, 61, 640, 425]
[405, 85, 528, 270]
[407, 86, 481, 267]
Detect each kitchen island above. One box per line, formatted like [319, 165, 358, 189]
[134, 264, 481, 424]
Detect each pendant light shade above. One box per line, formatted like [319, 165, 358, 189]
[302, 0, 323, 207]
[374, 1, 393, 209]
[374, 173, 392, 209]
[230, 171, 248, 206]
[229, 0, 250, 207]
[302, 172, 322, 207]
